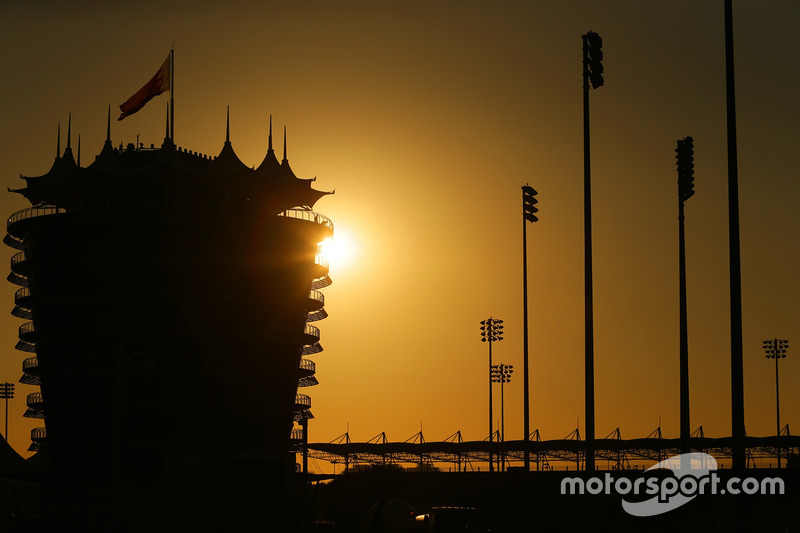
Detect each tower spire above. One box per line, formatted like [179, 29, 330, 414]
[161, 102, 174, 149]
[282, 125, 287, 163]
[100, 105, 113, 155]
[77, 135, 81, 166]
[66, 113, 72, 151]
[268, 115, 273, 152]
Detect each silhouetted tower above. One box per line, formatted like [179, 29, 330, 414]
[581, 29, 603, 472]
[7, 109, 333, 530]
[676, 136, 695, 454]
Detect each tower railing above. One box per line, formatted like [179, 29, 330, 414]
[19, 321, 35, 337]
[23, 356, 39, 374]
[7, 270, 28, 287]
[31, 427, 46, 441]
[14, 287, 30, 304]
[304, 324, 320, 344]
[302, 343, 323, 356]
[290, 427, 304, 441]
[277, 209, 333, 231]
[314, 254, 329, 271]
[11, 251, 26, 269]
[7, 205, 66, 228]
[27, 392, 43, 407]
[4, 233, 24, 250]
[309, 289, 325, 308]
[300, 358, 316, 374]
[12, 305, 32, 320]
[307, 308, 328, 323]
[296, 394, 312, 409]
[15, 339, 36, 353]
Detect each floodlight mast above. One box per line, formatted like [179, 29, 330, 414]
[480, 317, 504, 472]
[763, 338, 789, 468]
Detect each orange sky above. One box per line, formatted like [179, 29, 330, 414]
[1, 2, 798, 469]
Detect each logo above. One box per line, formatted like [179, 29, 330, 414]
[621, 452, 716, 516]
[560, 452, 785, 517]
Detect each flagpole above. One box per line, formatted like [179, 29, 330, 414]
[170, 48, 175, 143]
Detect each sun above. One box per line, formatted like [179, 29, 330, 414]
[318, 230, 354, 270]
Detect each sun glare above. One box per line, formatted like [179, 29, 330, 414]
[318, 231, 354, 270]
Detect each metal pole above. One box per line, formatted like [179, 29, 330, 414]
[679, 197, 690, 454]
[500, 377, 505, 471]
[775, 349, 781, 468]
[302, 417, 309, 474]
[582, 33, 596, 473]
[522, 213, 530, 471]
[170, 48, 175, 142]
[488, 336, 494, 472]
[724, 0, 746, 471]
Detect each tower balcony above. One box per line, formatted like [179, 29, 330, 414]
[11, 305, 32, 320]
[290, 427, 304, 443]
[7, 269, 28, 287]
[13, 287, 32, 319]
[306, 290, 328, 323]
[295, 394, 311, 410]
[24, 408, 44, 420]
[14, 287, 31, 307]
[27, 392, 44, 410]
[301, 342, 323, 356]
[306, 308, 328, 323]
[24, 392, 45, 420]
[277, 208, 334, 232]
[20, 373, 41, 386]
[311, 255, 332, 290]
[6, 206, 66, 239]
[298, 375, 319, 388]
[15, 338, 36, 353]
[293, 409, 314, 423]
[3, 232, 24, 251]
[308, 290, 325, 311]
[299, 358, 316, 377]
[19, 321, 35, 342]
[10, 251, 29, 276]
[298, 358, 318, 388]
[31, 426, 46, 442]
[21, 356, 40, 385]
[22, 356, 39, 375]
[302, 324, 320, 346]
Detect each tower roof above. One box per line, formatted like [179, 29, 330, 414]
[11, 112, 333, 212]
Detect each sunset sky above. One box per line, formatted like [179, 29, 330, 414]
[1, 1, 798, 469]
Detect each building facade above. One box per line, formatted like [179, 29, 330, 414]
[6, 114, 332, 530]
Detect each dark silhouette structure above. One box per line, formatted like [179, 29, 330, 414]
[6, 110, 332, 530]
[581, 30, 604, 472]
[676, 136, 695, 454]
[763, 338, 789, 468]
[479, 318, 503, 472]
[723, 0, 746, 471]
[309, 428, 800, 470]
[520, 184, 538, 470]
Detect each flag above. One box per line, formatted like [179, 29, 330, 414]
[118, 54, 171, 121]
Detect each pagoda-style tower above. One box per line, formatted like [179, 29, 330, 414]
[6, 111, 333, 530]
